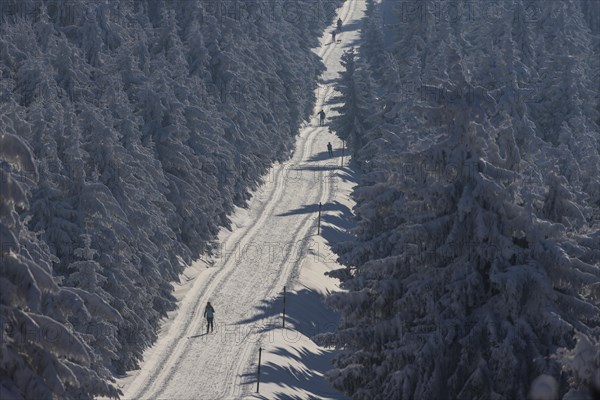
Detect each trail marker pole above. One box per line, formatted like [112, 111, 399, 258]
[282, 286, 286, 328]
[256, 347, 262, 393]
[317, 202, 322, 235]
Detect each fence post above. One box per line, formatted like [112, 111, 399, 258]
[317, 202, 322, 235]
[256, 347, 262, 393]
[282, 286, 286, 328]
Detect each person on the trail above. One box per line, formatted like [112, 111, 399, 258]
[331, 30, 337, 43]
[204, 302, 215, 334]
[337, 18, 343, 31]
[327, 142, 333, 157]
[318, 110, 326, 126]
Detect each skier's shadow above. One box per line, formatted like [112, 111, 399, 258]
[188, 333, 208, 339]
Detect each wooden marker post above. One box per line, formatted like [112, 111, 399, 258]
[317, 202, 322, 235]
[256, 347, 262, 393]
[282, 286, 286, 328]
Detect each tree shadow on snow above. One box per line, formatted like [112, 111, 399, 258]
[337, 21, 361, 34]
[235, 288, 339, 337]
[275, 200, 347, 218]
[288, 164, 340, 173]
[306, 149, 345, 162]
[331, 168, 358, 185]
[236, 289, 346, 399]
[341, 37, 362, 48]
[318, 77, 337, 85]
[245, 345, 344, 399]
[320, 208, 354, 245]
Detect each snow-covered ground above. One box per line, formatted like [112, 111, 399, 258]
[114, 1, 365, 398]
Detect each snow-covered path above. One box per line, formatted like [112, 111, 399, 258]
[119, 1, 365, 398]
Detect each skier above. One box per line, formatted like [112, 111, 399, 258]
[331, 30, 336, 43]
[337, 18, 343, 31]
[327, 142, 333, 157]
[318, 110, 326, 126]
[204, 301, 215, 334]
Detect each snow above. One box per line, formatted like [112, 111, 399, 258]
[529, 375, 559, 400]
[2, 0, 598, 398]
[113, 1, 365, 398]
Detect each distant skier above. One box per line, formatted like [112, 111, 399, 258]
[204, 301, 215, 334]
[318, 110, 326, 126]
[331, 30, 337, 43]
[337, 18, 343, 31]
[327, 142, 333, 157]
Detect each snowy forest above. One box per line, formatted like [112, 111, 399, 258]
[325, 0, 600, 399]
[1, 0, 599, 399]
[0, 0, 342, 398]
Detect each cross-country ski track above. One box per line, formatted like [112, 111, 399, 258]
[116, 1, 365, 398]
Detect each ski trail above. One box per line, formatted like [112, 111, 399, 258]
[120, 1, 365, 398]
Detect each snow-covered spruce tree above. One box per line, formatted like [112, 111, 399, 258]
[557, 333, 600, 400]
[0, 132, 120, 399]
[324, 24, 600, 398]
[329, 49, 378, 163]
[361, 0, 386, 77]
[526, 0, 599, 148]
